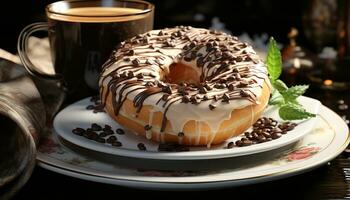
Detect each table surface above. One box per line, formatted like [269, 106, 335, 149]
[12, 88, 350, 199]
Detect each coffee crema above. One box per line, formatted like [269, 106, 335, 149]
[48, 7, 149, 23]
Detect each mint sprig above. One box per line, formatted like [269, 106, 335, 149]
[267, 37, 282, 82]
[266, 37, 315, 120]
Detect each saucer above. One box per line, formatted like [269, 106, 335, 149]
[53, 96, 321, 160]
[38, 104, 349, 190]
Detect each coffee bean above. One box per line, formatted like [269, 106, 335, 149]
[106, 136, 117, 143]
[91, 123, 102, 131]
[235, 140, 243, 147]
[285, 125, 295, 131]
[257, 135, 266, 143]
[104, 124, 112, 130]
[261, 131, 271, 138]
[272, 127, 282, 133]
[84, 131, 98, 140]
[72, 128, 85, 136]
[116, 128, 125, 135]
[112, 141, 122, 147]
[227, 142, 234, 149]
[103, 129, 114, 135]
[271, 132, 282, 139]
[242, 140, 253, 146]
[137, 143, 147, 151]
[99, 131, 108, 137]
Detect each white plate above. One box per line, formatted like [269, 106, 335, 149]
[38, 105, 349, 190]
[53, 96, 320, 160]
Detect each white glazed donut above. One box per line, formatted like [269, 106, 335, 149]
[99, 26, 270, 147]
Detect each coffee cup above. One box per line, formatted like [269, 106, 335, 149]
[18, 0, 154, 103]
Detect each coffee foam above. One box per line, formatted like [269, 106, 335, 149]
[48, 7, 149, 23]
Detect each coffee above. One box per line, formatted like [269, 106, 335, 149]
[48, 7, 147, 22]
[48, 6, 153, 101]
[18, 0, 154, 103]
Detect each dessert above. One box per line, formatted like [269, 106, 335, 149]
[99, 26, 270, 147]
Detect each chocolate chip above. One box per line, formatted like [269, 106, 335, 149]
[214, 83, 226, 89]
[112, 141, 122, 147]
[198, 85, 207, 94]
[132, 59, 140, 66]
[182, 95, 190, 103]
[91, 123, 102, 131]
[162, 94, 169, 101]
[136, 73, 144, 79]
[204, 84, 212, 91]
[236, 57, 243, 62]
[178, 132, 185, 137]
[116, 128, 125, 135]
[72, 128, 85, 136]
[137, 143, 147, 151]
[162, 85, 173, 94]
[240, 90, 250, 97]
[203, 95, 209, 100]
[158, 30, 164, 36]
[127, 71, 134, 78]
[191, 96, 201, 104]
[222, 93, 230, 103]
[144, 125, 152, 131]
[209, 104, 216, 110]
[126, 50, 135, 56]
[228, 84, 236, 91]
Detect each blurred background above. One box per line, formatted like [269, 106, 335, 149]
[0, 0, 327, 53]
[1, 0, 350, 89]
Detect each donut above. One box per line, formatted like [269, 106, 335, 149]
[99, 26, 271, 147]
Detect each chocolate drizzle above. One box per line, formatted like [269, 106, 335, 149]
[99, 26, 269, 137]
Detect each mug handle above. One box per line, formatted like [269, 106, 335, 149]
[17, 22, 58, 79]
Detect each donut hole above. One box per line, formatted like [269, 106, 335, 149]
[164, 63, 201, 85]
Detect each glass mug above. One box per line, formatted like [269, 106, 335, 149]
[18, 0, 154, 103]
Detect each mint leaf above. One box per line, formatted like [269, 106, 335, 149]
[272, 79, 288, 92]
[266, 37, 282, 82]
[269, 89, 285, 105]
[279, 103, 316, 120]
[281, 85, 309, 102]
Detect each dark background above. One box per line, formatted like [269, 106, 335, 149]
[0, 0, 312, 54]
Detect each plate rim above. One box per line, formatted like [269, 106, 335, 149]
[53, 96, 321, 160]
[38, 104, 350, 186]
